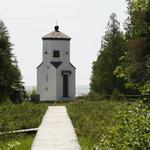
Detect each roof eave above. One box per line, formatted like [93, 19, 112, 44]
[37, 62, 43, 69]
[42, 37, 71, 41]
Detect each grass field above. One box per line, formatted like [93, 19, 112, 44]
[0, 100, 149, 150]
[66, 100, 119, 149]
[0, 102, 48, 132]
[66, 100, 150, 150]
[0, 134, 34, 150]
[0, 102, 48, 149]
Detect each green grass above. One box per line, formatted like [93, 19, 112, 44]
[0, 102, 48, 132]
[66, 100, 150, 150]
[66, 100, 119, 149]
[0, 102, 48, 149]
[0, 134, 34, 150]
[0, 100, 149, 149]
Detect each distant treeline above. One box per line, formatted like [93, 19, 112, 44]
[90, 0, 150, 100]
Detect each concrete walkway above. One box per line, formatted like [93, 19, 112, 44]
[31, 106, 81, 150]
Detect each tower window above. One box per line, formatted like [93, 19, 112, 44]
[53, 50, 60, 57]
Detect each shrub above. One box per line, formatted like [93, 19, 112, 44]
[140, 80, 150, 102]
[30, 88, 40, 103]
[111, 89, 125, 101]
[31, 95, 40, 103]
[88, 91, 109, 101]
[99, 101, 150, 149]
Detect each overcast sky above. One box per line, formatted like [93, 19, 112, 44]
[0, 0, 127, 87]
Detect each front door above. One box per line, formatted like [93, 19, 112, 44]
[63, 74, 69, 98]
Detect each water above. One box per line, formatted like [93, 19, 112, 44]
[76, 85, 89, 96]
[25, 85, 89, 97]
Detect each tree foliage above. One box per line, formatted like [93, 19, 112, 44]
[90, 13, 125, 96]
[91, 0, 150, 97]
[114, 0, 150, 95]
[0, 20, 23, 102]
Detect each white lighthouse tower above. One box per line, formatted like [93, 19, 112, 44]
[37, 26, 76, 101]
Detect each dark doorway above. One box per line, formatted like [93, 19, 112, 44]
[63, 74, 69, 98]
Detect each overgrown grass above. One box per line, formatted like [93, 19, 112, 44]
[0, 100, 149, 149]
[0, 133, 34, 150]
[66, 100, 150, 150]
[0, 102, 48, 132]
[0, 102, 48, 149]
[66, 100, 119, 149]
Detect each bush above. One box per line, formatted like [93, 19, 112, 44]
[30, 88, 40, 103]
[88, 91, 109, 101]
[140, 81, 150, 102]
[31, 95, 40, 103]
[67, 100, 150, 149]
[111, 89, 125, 101]
[99, 101, 150, 149]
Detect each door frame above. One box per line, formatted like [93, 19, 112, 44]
[63, 74, 69, 98]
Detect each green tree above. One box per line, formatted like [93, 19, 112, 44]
[114, 0, 150, 94]
[90, 13, 125, 96]
[0, 20, 23, 102]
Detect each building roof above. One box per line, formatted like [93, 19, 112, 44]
[42, 26, 71, 41]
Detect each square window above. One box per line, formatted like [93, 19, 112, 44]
[53, 50, 60, 57]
